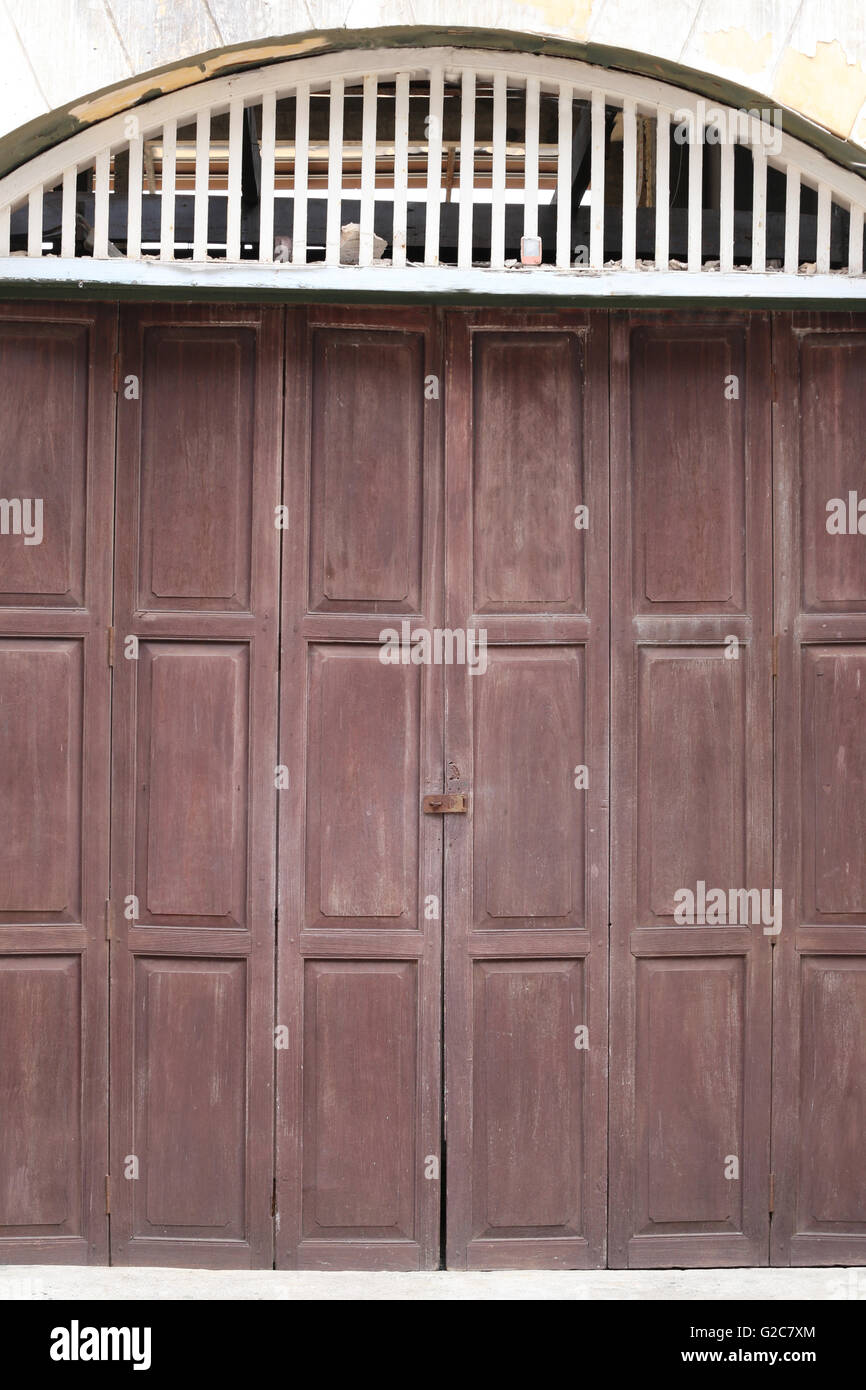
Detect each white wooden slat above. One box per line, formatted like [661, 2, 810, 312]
[325, 77, 344, 267]
[392, 72, 410, 268]
[687, 112, 703, 271]
[490, 70, 507, 270]
[93, 148, 110, 258]
[523, 76, 540, 240]
[292, 82, 310, 266]
[226, 97, 243, 262]
[0, 205, 9, 257]
[61, 166, 77, 258]
[720, 133, 735, 272]
[816, 181, 831, 273]
[849, 204, 864, 276]
[655, 106, 670, 270]
[159, 118, 176, 261]
[258, 91, 276, 264]
[555, 82, 572, 270]
[457, 69, 475, 270]
[192, 109, 210, 261]
[622, 97, 637, 270]
[751, 142, 767, 272]
[589, 89, 605, 269]
[784, 165, 800, 273]
[27, 186, 43, 256]
[359, 75, 378, 268]
[125, 140, 142, 260]
[425, 65, 444, 267]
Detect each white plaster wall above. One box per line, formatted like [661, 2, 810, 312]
[1, 0, 865, 148]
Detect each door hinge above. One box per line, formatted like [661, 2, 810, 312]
[771, 359, 778, 405]
[271, 1180, 277, 1218]
[105, 1175, 111, 1215]
[104, 899, 112, 940]
[108, 626, 115, 667]
[769, 1172, 775, 1214]
[772, 634, 779, 679]
[112, 354, 121, 393]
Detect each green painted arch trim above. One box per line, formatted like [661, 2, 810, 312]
[1, 24, 864, 186]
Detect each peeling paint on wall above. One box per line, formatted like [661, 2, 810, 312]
[520, 0, 593, 41]
[67, 36, 327, 124]
[775, 39, 866, 139]
[701, 27, 773, 80]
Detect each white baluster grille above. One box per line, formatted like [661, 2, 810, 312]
[0, 48, 862, 285]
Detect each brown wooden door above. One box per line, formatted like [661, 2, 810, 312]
[5, 298, 866, 1273]
[442, 310, 610, 1269]
[609, 313, 774, 1267]
[276, 307, 444, 1269]
[771, 312, 866, 1266]
[0, 303, 114, 1264]
[110, 306, 282, 1266]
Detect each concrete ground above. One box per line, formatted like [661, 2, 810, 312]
[1, 1266, 863, 1300]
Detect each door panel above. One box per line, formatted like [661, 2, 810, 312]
[772, 314, 866, 1265]
[277, 307, 443, 1270]
[610, 314, 773, 1268]
[110, 306, 281, 1267]
[444, 311, 609, 1269]
[0, 303, 114, 1263]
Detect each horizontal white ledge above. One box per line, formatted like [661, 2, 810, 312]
[0, 256, 865, 303]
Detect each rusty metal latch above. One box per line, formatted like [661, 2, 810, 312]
[422, 793, 467, 814]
